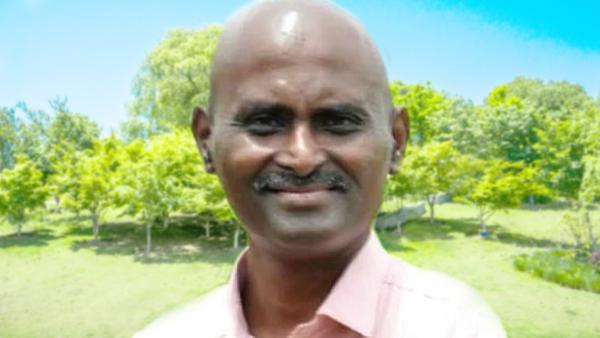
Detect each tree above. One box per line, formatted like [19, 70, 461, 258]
[60, 136, 122, 241]
[0, 156, 48, 236]
[12, 103, 51, 176]
[481, 78, 597, 202]
[46, 98, 101, 209]
[119, 130, 203, 255]
[389, 81, 449, 146]
[431, 99, 488, 158]
[183, 163, 240, 247]
[126, 26, 222, 137]
[534, 117, 586, 201]
[457, 160, 547, 237]
[577, 153, 600, 252]
[0, 106, 19, 170]
[47, 97, 100, 152]
[395, 142, 464, 223]
[576, 113, 600, 252]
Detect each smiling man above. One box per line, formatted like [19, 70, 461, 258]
[135, 1, 506, 337]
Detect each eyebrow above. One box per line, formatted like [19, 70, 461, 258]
[315, 103, 370, 119]
[234, 101, 293, 120]
[233, 101, 371, 121]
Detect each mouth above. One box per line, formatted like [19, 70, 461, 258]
[266, 183, 344, 194]
[270, 187, 338, 209]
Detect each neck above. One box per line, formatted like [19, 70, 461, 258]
[242, 232, 369, 338]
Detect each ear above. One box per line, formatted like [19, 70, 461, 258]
[389, 106, 410, 174]
[191, 107, 215, 173]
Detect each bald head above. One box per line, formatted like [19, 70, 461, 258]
[208, 0, 392, 116]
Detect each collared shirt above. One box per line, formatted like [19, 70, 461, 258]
[135, 232, 507, 338]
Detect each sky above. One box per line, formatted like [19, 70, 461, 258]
[1, 0, 599, 134]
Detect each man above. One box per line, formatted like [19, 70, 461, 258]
[136, 0, 506, 337]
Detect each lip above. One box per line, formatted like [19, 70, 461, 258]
[274, 183, 332, 193]
[271, 188, 334, 209]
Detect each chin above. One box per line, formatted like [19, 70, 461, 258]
[251, 212, 370, 260]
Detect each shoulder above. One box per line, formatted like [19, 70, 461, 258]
[388, 257, 506, 338]
[133, 286, 228, 338]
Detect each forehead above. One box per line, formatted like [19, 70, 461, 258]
[214, 59, 383, 114]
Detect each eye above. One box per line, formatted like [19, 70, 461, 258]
[317, 113, 364, 135]
[243, 114, 288, 136]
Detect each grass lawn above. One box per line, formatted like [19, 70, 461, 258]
[1, 203, 599, 337]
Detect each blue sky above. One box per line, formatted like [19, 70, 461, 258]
[1, 0, 599, 133]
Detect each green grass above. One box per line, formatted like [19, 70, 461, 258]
[379, 203, 600, 338]
[0, 214, 241, 338]
[1, 204, 599, 337]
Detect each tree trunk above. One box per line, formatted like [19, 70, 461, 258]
[92, 212, 100, 243]
[54, 195, 61, 213]
[205, 222, 211, 238]
[16, 222, 22, 237]
[528, 194, 535, 206]
[162, 214, 169, 230]
[427, 196, 435, 224]
[145, 222, 152, 256]
[233, 225, 240, 249]
[585, 210, 597, 252]
[479, 208, 490, 238]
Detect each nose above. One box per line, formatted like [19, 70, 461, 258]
[274, 122, 326, 176]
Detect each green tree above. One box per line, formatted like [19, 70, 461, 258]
[431, 99, 489, 157]
[482, 78, 597, 202]
[47, 97, 100, 152]
[126, 26, 222, 137]
[0, 106, 19, 170]
[183, 161, 241, 247]
[457, 160, 547, 237]
[12, 103, 51, 176]
[534, 117, 586, 201]
[578, 153, 600, 252]
[60, 136, 122, 241]
[0, 156, 48, 236]
[119, 130, 203, 255]
[396, 141, 464, 223]
[46, 98, 101, 209]
[389, 81, 449, 145]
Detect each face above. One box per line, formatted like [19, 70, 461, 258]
[193, 17, 407, 260]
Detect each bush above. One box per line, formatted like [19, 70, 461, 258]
[514, 249, 600, 294]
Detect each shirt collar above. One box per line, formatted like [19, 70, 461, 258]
[224, 231, 392, 338]
[316, 231, 392, 337]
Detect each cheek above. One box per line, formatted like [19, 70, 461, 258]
[213, 134, 273, 191]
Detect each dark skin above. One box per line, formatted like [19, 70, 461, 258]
[192, 1, 409, 337]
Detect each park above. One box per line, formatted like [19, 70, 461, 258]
[2, 20, 600, 338]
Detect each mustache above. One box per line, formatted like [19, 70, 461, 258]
[252, 170, 348, 193]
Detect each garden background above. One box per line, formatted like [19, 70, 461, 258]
[1, 1, 600, 337]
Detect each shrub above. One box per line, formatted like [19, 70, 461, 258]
[514, 249, 600, 294]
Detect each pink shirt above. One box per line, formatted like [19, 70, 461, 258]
[135, 232, 506, 338]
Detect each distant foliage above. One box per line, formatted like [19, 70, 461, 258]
[0, 156, 48, 236]
[456, 160, 548, 236]
[58, 136, 122, 241]
[390, 141, 465, 223]
[125, 26, 222, 139]
[389, 81, 449, 146]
